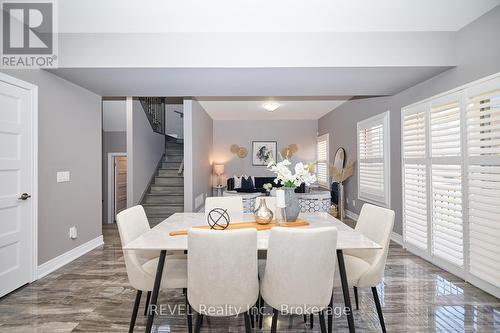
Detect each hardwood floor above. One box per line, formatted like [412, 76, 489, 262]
[0, 223, 499, 332]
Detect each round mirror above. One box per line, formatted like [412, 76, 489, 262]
[333, 147, 345, 173]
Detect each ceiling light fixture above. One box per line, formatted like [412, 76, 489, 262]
[263, 102, 280, 112]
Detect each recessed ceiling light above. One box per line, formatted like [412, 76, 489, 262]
[263, 102, 280, 112]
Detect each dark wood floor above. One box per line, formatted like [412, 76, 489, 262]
[0, 223, 499, 332]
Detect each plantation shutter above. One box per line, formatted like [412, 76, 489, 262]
[402, 107, 428, 249]
[358, 111, 390, 207]
[466, 78, 500, 287]
[430, 94, 463, 267]
[403, 164, 427, 249]
[316, 134, 329, 187]
[402, 75, 500, 298]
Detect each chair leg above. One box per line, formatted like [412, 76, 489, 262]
[303, 315, 307, 323]
[194, 313, 203, 333]
[371, 287, 386, 333]
[354, 287, 359, 310]
[319, 311, 327, 333]
[258, 295, 264, 330]
[128, 290, 142, 333]
[144, 291, 151, 316]
[244, 312, 252, 333]
[250, 304, 255, 328]
[185, 294, 193, 333]
[310, 313, 314, 328]
[271, 308, 279, 333]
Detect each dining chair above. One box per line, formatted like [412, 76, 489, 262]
[187, 228, 259, 333]
[205, 196, 244, 221]
[116, 205, 189, 333]
[260, 227, 338, 333]
[338, 203, 395, 333]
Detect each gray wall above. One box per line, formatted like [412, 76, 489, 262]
[166, 104, 184, 139]
[128, 99, 165, 204]
[213, 120, 318, 177]
[0, 69, 102, 265]
[318, 6, 500, 235]
[184, 99, 213, 212]
[102, 131, 126, 222]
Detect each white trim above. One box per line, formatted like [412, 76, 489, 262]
[357, 110, 391, 208]
[107, 152, 127, 224]
[37, 236, 104, 279]
[126, 97, 134, 208]
[390, 232, 403, 246]
[0, 73, 39, 283]
[345, 209, 359, 220]
[403, 71, 500, 110]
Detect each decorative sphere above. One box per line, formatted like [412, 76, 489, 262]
[207, 208, 230, 230]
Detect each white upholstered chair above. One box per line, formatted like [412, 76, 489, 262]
[338, 203, 395, 333]
[116, 205, 188, 333]
[187, 228, 259, 333]
[260, 227, 338, 333]
[204, 196, 244, 222]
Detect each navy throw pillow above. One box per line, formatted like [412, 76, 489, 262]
[241, 176, 254, 189]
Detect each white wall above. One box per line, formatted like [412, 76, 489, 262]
[184, 99, 213, 212]
[0, 69, 102, 265]
[127, 98, 165, 205]
[213, 120, 318, 178]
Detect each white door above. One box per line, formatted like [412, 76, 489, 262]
[0, 75, 36, 297]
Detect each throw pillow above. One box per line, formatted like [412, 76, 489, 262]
[241, 176, 254, 189]
[233, 175, 243, 189]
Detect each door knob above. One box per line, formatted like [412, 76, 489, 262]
[18, 193, 31, 200]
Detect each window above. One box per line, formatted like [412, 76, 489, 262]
[402, 75, 500, 298]
[316, 134, 329, 188]
[357, 111, 390, 207]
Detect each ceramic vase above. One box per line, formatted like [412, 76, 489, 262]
[254, 197, 273, 224]
[283, 187, 300, 222]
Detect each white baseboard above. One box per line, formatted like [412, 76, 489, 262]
[37, 235, 104, 279]
[345, 209, 359, 220]
[390, 232, 403, 245]
[345, 209, 403, 246]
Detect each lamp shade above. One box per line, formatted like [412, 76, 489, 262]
[213, 164, 225, 175]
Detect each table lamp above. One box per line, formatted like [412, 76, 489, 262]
[213, 164, 225, 187]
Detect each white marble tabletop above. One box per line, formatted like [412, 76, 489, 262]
[124, 212, 381, 251]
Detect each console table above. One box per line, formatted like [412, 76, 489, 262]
[223, 190, 331, 213]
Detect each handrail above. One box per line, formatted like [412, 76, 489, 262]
[138, 97, 165, 134]
[178, 157, 184, 175]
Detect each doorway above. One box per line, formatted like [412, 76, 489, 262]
[0, 73, 37, 297]
[108, 153, 127, 223]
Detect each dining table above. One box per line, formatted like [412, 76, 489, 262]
[123, 212, 382, 333]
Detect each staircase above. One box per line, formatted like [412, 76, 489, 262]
[141, 136, 184, 225]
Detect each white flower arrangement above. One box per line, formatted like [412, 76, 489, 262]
[267, 155, 317, 188]
[263, 183, 273, 191]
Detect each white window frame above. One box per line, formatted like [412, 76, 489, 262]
[357, 111, 391, 207]
[316, 133, 330, 188]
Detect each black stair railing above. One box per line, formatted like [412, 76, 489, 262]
[138, 97, 165, 134]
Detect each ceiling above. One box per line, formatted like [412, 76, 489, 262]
[59, 0, 500, 32]
[197, 98, 349, 120]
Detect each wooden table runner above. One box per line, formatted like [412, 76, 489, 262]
[169, 219, 309, 236]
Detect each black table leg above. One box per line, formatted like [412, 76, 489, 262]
[337, 249, 355, 333]
[145, 250, 167, 333]
[327, 295, 333, 333]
